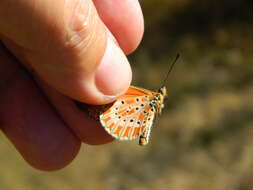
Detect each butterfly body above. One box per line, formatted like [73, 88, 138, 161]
[99, 86, 167, 146]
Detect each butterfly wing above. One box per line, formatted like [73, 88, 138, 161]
[99, 86, 156, 142]
[139, 109, 156, 145]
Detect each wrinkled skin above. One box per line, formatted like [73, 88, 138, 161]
[0, 0, 144, 171]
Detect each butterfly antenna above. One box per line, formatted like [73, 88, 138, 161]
[160, 53, 180, 88]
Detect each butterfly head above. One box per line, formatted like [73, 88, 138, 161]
[158, 86, 167, 97]
[157, 86, 167, 105]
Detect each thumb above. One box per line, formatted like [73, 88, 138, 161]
[0, 0, 131, 104]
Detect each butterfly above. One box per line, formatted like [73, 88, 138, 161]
[99, 85, 167, 146]
[99, 54, 179, 146]
[82, 54, 179, 146]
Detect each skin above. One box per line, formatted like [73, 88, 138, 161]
[0, 0, 144, 171]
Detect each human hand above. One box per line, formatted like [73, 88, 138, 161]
[0, 0, 143, 170]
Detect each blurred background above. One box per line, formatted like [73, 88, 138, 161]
[1, 0, 253, 189]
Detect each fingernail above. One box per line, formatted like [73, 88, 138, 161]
[95, 37, 132, 96]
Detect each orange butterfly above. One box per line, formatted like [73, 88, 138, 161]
[98, 54, 178, 146]
[100, 86, 167, 146]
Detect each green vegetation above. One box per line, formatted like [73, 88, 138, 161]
[1, 1, 253, 189]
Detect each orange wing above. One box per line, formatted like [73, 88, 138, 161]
[99, 86, 157, 143]
[124, 86, 154, 96]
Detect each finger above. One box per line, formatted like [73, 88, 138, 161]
[93, 0, 144, 54]
[0, 0, 131, 105]
[0, 45, 81, 171]
[39, 82, 114, 145]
